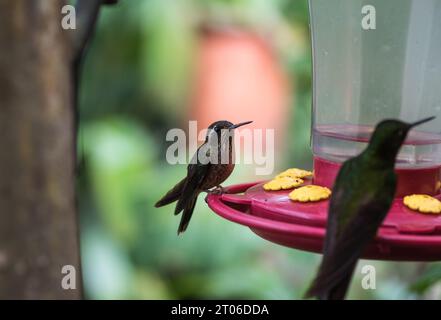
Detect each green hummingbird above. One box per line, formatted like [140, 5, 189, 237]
[305, 116, 435, 300]
[155, 120, 253, 234]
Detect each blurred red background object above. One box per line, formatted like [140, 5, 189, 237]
[189, 28, 292, 154]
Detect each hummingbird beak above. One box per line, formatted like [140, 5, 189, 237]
[230, 121, 253, 129]
[410, 116, 436, 128]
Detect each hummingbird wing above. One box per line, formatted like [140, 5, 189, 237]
[174, 148, 211, 233]
[175, 151, 210, 215]
[306, 158, 396, 299]
[155, 178, 187, 208]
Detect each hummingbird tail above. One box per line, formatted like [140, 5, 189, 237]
[304, 273, 352, 300]
[304, 251, 356, 300]
[177, 196, 197, 234]
[155, 178, 187, 208]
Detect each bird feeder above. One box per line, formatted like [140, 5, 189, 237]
[207, 0, 441, 261]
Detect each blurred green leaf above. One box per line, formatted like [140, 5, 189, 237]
[409, 263, 441, 295]
[82, 117, 156, 246]
[82, 225, 133, 299]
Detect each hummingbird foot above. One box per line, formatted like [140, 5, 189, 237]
[206, 185, 226, 195]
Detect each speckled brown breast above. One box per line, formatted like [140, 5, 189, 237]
[201, 163, 235, 190]
[201, 136, 235, 190]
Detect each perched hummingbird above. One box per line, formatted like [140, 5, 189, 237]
[305, 116, 435, 300]
[155, 120, 253, 234]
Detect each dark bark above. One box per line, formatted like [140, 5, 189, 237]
[0, 1, 81, 299]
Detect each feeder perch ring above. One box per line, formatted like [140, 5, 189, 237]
[207, 182, 441, 261]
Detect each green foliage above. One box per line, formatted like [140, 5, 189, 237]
[409, 263, 441, 295]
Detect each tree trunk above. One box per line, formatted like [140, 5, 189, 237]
[0, 0, 81, 299]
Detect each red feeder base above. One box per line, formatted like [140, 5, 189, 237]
[207, 181, 441, 261]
